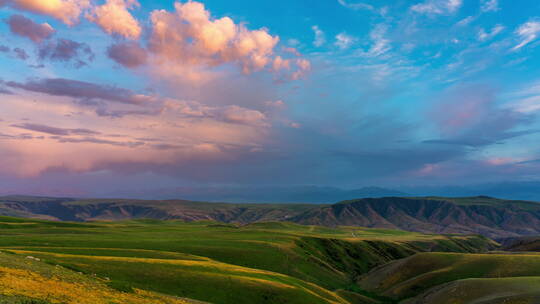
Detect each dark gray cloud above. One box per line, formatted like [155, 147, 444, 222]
[0, 45, 29, 61]
[13, 47, 28, 60]
[5, 78, 153, 105]
[6, 14, 55, 43]
[38, 39, 94, 68]
[108, 42, 148, 68]
[12, 123, 101, 136]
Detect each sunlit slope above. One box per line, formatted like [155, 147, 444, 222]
[0, 252, 200, 304]
[402, 277, 540, 304]
[0, 217, 495, 303]
[360, 252, 540, 301]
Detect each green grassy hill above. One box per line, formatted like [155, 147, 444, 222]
[360, 252, 540, 301]
[402, 277, 540, 304]
[0, 217, 495, 304]
[0, 251, 202, 304]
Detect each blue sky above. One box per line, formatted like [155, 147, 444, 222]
[1, 0, 540, 197]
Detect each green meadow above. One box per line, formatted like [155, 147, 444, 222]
[0, 216, 499, 304]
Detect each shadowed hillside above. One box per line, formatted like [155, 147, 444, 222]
[2, 195, 540, 238]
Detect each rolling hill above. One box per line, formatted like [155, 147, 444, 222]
[359, 252, 540, 302]
[2, 195, 540, 238]
[0, 217, 496, 303]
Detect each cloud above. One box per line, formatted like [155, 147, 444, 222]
[360, 24, 391, 57]
[12, 123, 101, 136]
[5, 78, 155, 105]
[0, 45, 28, 60]
[481, 0, 499, 13]
[425, 85, 534, 147]
[107, 42, 147, 68]
[38, 38, 94, 68]
[6, 14, 55, 43]
[512, 21, 540, 51]
[410, 0, 462, 15]
[148, 1, 279, 75]
[312, 25, 326, 47]
[478, 24, 505, 41]
[4, 0, 91, 26]
[13, 47, 28, 60]
[337, 0, 374, 11]
[218, 105, 268, 127]
[52, 136, 144, 147]
[87, 0, 141, 39]
[335, 32, 355, 49]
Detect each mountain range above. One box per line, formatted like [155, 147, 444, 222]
[2, 195, 540, 238]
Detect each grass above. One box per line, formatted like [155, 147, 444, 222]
[360, 252, 540, 301]
[0, 252, 199, 304]
[0, 217, 495, 303]
[402, 277, 540, 304]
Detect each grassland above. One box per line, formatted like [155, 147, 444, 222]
[0, 251, 201, 304]
[360, 252, 540, 302]
[0, 217, 496, 304]
[402, 277, 540, 304]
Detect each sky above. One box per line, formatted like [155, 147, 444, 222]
[1, 0, 540, 197]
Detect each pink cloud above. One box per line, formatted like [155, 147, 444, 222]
[0, 87, 270, 177]
[87, 0, 141, 39]
[5, 0, 91, 26]
[107, 42, 147, 68]
[6, 14, 55, 43]
[148, 1, 278, 74]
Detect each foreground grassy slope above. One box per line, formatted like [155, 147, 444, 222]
[0, 217, 495, 303]
[360, 252, 540, 301]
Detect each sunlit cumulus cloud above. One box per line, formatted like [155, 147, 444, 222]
[148, 1, 278, 75]
[86, 0, 141, 39]
[2, 0, 90, 26]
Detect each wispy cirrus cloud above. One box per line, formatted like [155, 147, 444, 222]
[335, 32, 355, 49]
[5, 78, 155, 105]
[410, 0, 463, 15]
[12, 123, 101, 136]
[481, 0, 499, 13]
[478, 24, 505, 41]
[337, 0, 373, 11]
[512, 20, 540, 51]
